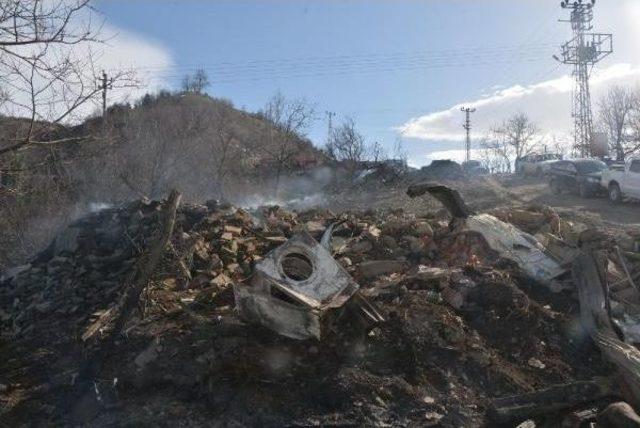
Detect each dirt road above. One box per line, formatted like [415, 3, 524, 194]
[501, 176, 640, 226]
[323, 173, 637, 229]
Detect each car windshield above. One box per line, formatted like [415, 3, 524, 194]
[575, 161, 606, 174]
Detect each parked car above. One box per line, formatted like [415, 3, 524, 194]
[548, 159, 607, 198]
[462, 160, 488, 175]
[515, 153, 563, 177]
[600, 157, 640, 204]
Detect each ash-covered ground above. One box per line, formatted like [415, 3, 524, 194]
[5, 178, 637, 427]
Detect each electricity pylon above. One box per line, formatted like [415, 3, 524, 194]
[557, 0, 612, 156]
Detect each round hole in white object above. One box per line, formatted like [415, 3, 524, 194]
[281, 252, 313, 282]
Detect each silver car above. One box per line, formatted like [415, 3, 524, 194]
[515, 153, 563, 177]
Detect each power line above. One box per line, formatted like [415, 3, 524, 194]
[108, 43, 556, 89]
[105, 41, 560, 96]
[485, 5, 564, 90]
[478, 62, 564, 133]
[466, 3, 566, 131]
[150, 53, 550, 86]
[156, 49, 551, 78]
[149, 53, 551, 81]
[119, 42, 557, 74]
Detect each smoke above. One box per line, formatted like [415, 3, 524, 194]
[2, 160, 380, 270]
[234, 167, 334, 210]
[89, 202, 113, 213]
[240, 194, 326, 211]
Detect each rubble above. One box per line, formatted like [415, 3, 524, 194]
[489, 379, 613, 423]
[407, 182, 567, 285]
[357, 259, 406, 279]
[573, 246, 640, 411]
[465, 214, 566, 284]
[598, 402, 640, 427]
[1, 184, 637, 426]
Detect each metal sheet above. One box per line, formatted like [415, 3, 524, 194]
[234, 231, 361, 340]
[466, 214, 566, 283]
[253, 231, 359, 308]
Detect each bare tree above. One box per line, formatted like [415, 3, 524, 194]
[180, 75, 191, 94]
[192, 69, 210, 93]
[622, 92, 640, 158]
[260, 92, 314, 197]
[368, 141, 387, 163]
[326, 117, 366, 176]
[493, 113, 540, 160]
[481, 113, 540, 172]
[392, 137, 408, 165]
[597, 85, 636, 161]
[181, 68, 210, 94]
[0, 0, 135, 157]
[210, 101, 238, 199]
[547, 134, 571, 158]
[479, 136, 511, 173]
[119, 99, 216, 199]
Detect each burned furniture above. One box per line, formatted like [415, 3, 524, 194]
[234, 231, 382, 340]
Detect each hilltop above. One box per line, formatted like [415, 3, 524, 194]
[0, 92, 325, 268]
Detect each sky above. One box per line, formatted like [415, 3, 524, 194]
[91, 0, 640, 167]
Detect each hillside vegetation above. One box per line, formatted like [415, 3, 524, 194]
[0, 92, 324, 268]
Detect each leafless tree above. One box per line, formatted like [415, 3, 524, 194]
[597, 85, 636, 161]
[260, 92, 315, 197]
[493, 113, 540, 160]
[479, 136, 511, 173]
[0, 0, 135, 157]
[547, 134, 571, 158]
[210, 100, 238, 199]
[620, 92, 640, 158]
[116, 99, 214, 199]
[481, 113, 540, 172]
[182, 68, 210, 94]
[392, 137, 408, 166]
[368, 141, 387, 163]
[326, 117, 366, 176]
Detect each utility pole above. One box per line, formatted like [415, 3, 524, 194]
[100, 71, 114, 118]
[325, 111, 335, 144]
[461, 107, 476, 163]
[557, 0, 612, 157]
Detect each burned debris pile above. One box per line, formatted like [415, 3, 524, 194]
[1, 185, 640, 426]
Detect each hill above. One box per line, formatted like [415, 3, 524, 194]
[0, 92, 326, 268]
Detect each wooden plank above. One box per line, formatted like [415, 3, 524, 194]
[573, 250, 640, 409]
[489, 379, 612, 424]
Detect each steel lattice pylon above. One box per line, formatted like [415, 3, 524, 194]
[558, 0, 612, 156]
[573, 58, 593, 156]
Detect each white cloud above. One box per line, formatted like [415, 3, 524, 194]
[398, 64, 640, 143]
[397, 0, 640, 163]
[92, 24, 175, 107]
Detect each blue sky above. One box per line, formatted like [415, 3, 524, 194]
[94, 0, 639, 166]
